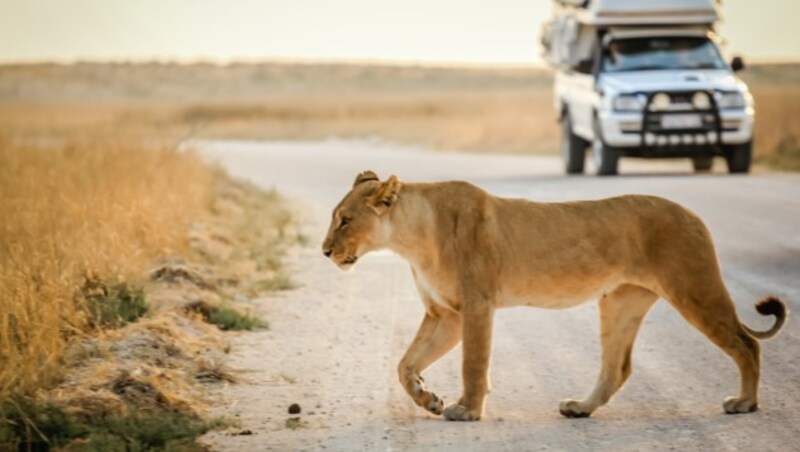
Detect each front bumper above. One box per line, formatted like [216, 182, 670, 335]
[598, 107, 753, 155]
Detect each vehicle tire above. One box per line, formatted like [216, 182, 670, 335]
[692, 157, 714, 172]
[725, 141, 753, 174]
[561, 113, 587, 174]
[592, 119, 619, 176]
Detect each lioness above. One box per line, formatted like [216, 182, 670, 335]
[322, 171, 787, 421]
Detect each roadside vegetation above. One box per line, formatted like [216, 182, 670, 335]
[746, 87, 800, 171]
[1, 61, 799, 169]
[0, 396, 230, 451]
[0, 139, 212, 398]
[0, 136, 299, 449]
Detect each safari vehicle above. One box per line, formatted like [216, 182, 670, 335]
[541, 0, 754, 175]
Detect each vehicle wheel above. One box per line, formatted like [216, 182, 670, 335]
[692, 157, 714, 172]
[725, 141, 752, 174]
[592, 119, 618, 176]
[561, 113, 587, 174]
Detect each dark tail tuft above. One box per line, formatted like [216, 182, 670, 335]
[756, 297, 785, 316]
[743, 297, 788, 340]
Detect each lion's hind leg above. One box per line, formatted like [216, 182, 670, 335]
[665, 290, 761, 414]
[398, 308, 462, 416]
[560, 284, 658, 418]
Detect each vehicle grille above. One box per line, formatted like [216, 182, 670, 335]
[644, 113, 717, 133]
[640, 90, 722, 148]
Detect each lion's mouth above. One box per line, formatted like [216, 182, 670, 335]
[332, 254, 359, 271]
[329, 250, 359, 270]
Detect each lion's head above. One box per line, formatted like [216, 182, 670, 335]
[322, 170, 401, 270]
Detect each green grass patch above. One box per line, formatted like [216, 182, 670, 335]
[245, 273, 296, 296]
[0, 397, 88, 450]
[82, 277, 148, 329]
[207, 305, 267, 331]
[0, 396, 229, 451]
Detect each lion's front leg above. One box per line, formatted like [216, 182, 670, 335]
[444, 302, 494, 421]
[398, 309, 462, 416]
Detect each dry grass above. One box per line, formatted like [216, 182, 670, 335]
[0, 91, 560, 154]
[0, 140, 298, 448]
[0, 161, 300, 448]
[175, 89, 560, 154]
[0, 62, 558, 154]
[749, 86, 800, 170]
[0, 139, 212, 398]
[0, 79, 300, 446]
[1, 61, 798, 161]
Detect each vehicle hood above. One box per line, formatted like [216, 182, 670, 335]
[599, 70, 747, 94]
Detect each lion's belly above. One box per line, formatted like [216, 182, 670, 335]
[498, 284, 612, 309]
[412, 264, 626, 312]
[498, 271, 625, 309]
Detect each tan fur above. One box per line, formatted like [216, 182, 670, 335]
[322, 171, 788, 421]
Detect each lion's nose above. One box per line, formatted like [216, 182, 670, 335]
[323, 248, 332, 258]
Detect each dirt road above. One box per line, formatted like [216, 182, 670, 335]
[198, 139, 800, 451]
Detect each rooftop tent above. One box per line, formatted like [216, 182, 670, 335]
[555, 0, 589, 6]
[554, 0, 719, 25]
[542, 0, 720, 68]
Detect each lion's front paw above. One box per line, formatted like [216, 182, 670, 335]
[423, 392, 445, 415]
[443, 403, 481, 421]
[409, 376, 445, 415]
[723, 396, 758, 414]
[559, 399, 592, 418]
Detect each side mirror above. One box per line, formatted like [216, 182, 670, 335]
[731, 56, 745, 72]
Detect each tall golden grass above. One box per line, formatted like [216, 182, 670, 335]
[0, 139, 212, 398]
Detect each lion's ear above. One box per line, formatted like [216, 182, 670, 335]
[353, 170, 379, 188]
[369, 175, 401, 212]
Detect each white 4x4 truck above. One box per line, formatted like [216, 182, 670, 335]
[541, 0, 754, 175]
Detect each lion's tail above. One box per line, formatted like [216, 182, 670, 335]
[742, 297, 788, 340]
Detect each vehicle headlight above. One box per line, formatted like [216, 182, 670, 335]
[613, 93, 647, 112]
[649, 92, 671, 111]
[692, 92, 711, 110]
[714, 91, 746, 110]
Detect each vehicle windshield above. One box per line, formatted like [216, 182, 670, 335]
[602, 36, 727, 73]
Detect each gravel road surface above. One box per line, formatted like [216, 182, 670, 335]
[198, 139, 800, 451]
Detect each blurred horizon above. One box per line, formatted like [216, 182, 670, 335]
[1, 0, 799, 66]
[3, 56, 800, 70]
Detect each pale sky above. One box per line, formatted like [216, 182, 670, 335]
[1, 0, 798, 65]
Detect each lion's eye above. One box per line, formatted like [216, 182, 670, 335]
[339, 217, 350, 230]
